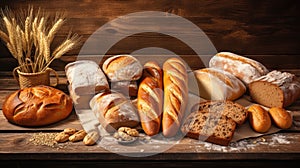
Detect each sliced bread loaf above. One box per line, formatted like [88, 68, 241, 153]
[249, 70, 300, 108]
[191, 100, 248, 125]
[181, 110, 236, 146]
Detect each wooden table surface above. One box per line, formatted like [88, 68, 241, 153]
[0, 70, 300, 168]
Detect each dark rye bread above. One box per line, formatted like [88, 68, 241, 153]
[191, 100, 248, 125]
[181, 110, 236, 146]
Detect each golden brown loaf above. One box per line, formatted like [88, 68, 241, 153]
[188, 68, 246, 101]
[2, 85, 73, 127]
[268, 107, 293, 129]
[137, 61, 163, 136]
[249, 70, 300, 108]
[181, 110, 236, 146]
[89, 91, 139, 133]
[65, 60, 109, 95]
[102, 54, 143, 82]
[247, 104, 271, 133]
[209, 52, 269, 85]
[162, 58, 188, 137]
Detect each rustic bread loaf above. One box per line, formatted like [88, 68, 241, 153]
[249, 70, 300, 108]
[137, 61, 163, 136]
[188, 68, 246, 101]
[181, 110, 236, 146]
[102, 54, 143, 82]
[65, 60, 109, 95]
[2, 85, 73, 127]
[191, 100, 248, 125]
[209, 52, 269, 85]
[89, 91, 139, 133]
[162, 58, 188, 137]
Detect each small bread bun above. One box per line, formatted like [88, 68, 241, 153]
[268, 107, 293, 129]
[247, 104, 271, 133]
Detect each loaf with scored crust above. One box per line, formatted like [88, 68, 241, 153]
[188, 68, 246, 101]
[137, 61, 163, 136]
[162, 58, 188, 137]
[209, 52, 269, 85]
[89, 91, 139, 133]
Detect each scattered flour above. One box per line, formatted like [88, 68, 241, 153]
[194, 133, 290, 152]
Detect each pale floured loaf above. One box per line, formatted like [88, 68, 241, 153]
[181, 110, 236, 146]
[65, 60, 109, 95]
[188, 68, 246, 101]
[249, 70, 300, 108]
[209, 52, 269, 85]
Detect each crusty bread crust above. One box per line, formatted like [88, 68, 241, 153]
[2, 85, 73, 127]
[137, 61, 163, 136]
[162, 58, 188, 137]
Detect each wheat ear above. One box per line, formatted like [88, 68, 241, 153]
[0, 30, 9, 43]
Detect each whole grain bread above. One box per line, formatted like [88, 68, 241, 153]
[191, 100, 248, 125]
[181, 110, 236, 146]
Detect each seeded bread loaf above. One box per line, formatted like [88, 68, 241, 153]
[249, 70, 300, 108]
[191, 100, 248, 125]
[209, 52, 269, 85]
[181, 110, 236, 146]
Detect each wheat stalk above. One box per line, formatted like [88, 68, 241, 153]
[0, 6, 81, 73]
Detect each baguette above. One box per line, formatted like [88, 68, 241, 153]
[162, 58, 188, 137]
[137, 61, 163, 136]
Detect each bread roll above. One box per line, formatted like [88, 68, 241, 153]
[89, 91, 139, 133]
[247, 104, 271, 133]
[249, 70, 300, 108]
[65, 60, 109, 95]
[188, 68, 246, 101]
[102, 54, 143, 82]
[137, 61, 163, 136]
[2, 85, 73, 127]
[209, 52, 269, 85]
[268, 107, 293, 129]
[162, 58, 188, 137]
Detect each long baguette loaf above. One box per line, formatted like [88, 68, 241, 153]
[137, 61, 163, 136]
[162, 58, 188, 137]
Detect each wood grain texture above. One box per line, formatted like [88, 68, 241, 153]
[0, 0, 299, 61]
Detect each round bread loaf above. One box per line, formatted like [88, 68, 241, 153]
[188, 68, 246, 101]
[2, 85, 73, 127]
[102, 54, 143, 82]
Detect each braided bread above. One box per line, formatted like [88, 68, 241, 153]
[137, 61, 163, 136]
[162, 58, 188, 137]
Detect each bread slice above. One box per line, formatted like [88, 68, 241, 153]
[181, 110, 236, 146]
[191, 100, 248, 125]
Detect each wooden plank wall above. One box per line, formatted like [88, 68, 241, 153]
[0, 0, 299, 71]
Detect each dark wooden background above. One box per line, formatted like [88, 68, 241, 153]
[0, 0, 299, 71]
